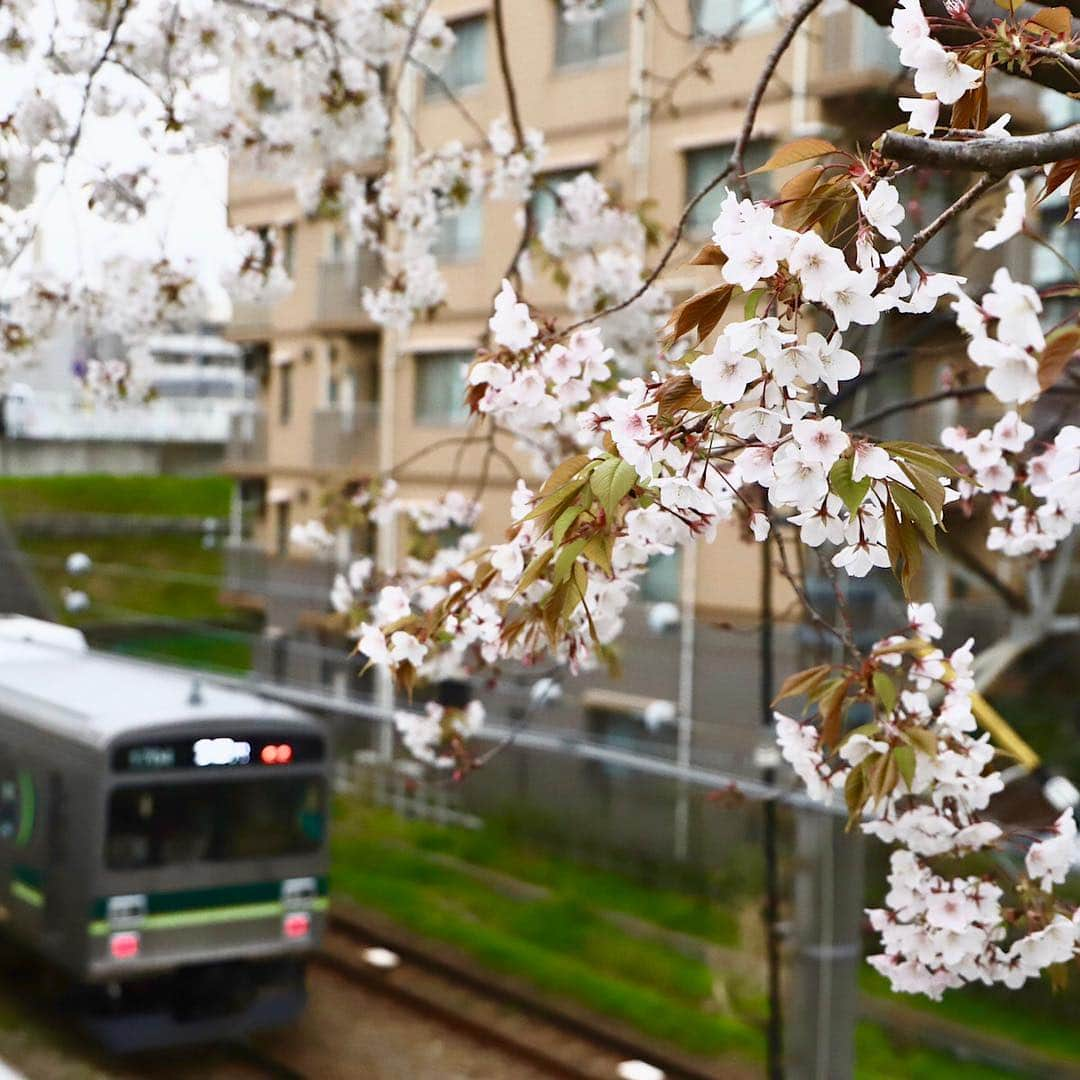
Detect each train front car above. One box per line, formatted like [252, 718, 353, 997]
[86, 694, 330, 1050]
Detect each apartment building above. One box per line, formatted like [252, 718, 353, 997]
[222, 1, 1055, 770]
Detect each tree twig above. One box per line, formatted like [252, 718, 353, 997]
[877, 173, 1003, 292]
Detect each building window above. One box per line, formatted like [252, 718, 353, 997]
[555, 0, 628, 67]
[426, 15, 486, 98]
[414, 350, 470, 425]
[897, 169, 953, 271]
[684, 139, 773, 236]
[282, 223, 296, 275]
[530, 166, 594, 233]
[690, 0, 773, 38]
[431, 200, 483, 262]
[275, 501, 291, 556]
[278, 361, 292, 424]
[640, 552, 681, 604]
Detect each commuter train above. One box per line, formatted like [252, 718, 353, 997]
[0, 617, 329, 1051]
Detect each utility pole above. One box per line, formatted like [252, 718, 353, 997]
[373, 51, 417, 762]
[758, 532, 784, 1080]
[787, 571, 867, 1080]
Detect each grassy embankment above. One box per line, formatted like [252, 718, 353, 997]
[0, 475, 254, 671]
[330, 802, 1022, 1079]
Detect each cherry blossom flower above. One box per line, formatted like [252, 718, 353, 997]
[911, 38, 983, 105]
[899, 96, 940, 136]
[855, 180, 904, 243]
[489, 279, 539, 350]
[690, 338, 761, 404]
[975, 175, 1028, 251]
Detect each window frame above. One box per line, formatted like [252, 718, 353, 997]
[554, 0, 629, 69]
[412, 349, 472, 427]
[425, 14, 487, 100]
[683, 138, 774, 237]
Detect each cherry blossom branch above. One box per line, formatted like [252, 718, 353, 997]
[492, 0, 533, 287]
[877, 173, 1003, 292]
[847, 0, 1080, 95]
[850, 383, 1080, 431]
[1030, 45, 1080, 83]
[881, 124, 1080, 172]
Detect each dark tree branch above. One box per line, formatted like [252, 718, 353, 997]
[882, 124, 1080, 172]
[845, 0, 1080, 96]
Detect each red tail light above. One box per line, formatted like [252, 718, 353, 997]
[109, 931, 140, 960]
[283, 912, 311, 939]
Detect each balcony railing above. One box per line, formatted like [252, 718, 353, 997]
[818, 6, 898, 88]
[229, 298, 274, 336]
[315, 254, 381, 326]
[2, 391, 242, 443]
[312, 405, 379, 472]
[224, 409, 267, 469]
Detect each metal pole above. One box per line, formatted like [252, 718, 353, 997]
[373, 50, 416, 763]
[673, 542, 697, 860]
[760, 532, 784, 1080]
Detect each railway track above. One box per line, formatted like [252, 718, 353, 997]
[318, 904, 750, 1080]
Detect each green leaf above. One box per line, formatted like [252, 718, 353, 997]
[897, 461, 947, 521]
[829, 456, 871, 516]
[894, 744, 916, 790]
[881, 441, 961, 481]
[582, 533, 613, 576]
[509, 548, 554, 600]
[844, 764, 867, 826]
[743, 288, 764, 320]
[552, 503, 584, 547]
[904, 726, 938, 758]
[889, 481, 939, 550]
[553, 536, 588, 585]
[590, 456, 638, 519]
[772, 663, 832, 706]
[873, 671, 898, 714]
[884, 501, 922, 599]
[540, 454, 592, 496]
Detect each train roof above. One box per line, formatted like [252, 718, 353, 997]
[0, 619, 313, 750]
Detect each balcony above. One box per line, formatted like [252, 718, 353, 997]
[816, 7, 1046, 124]
[2, 391, 241, 444]
[315, 253, 381, 328]
[229, 298, 274, 339]
[224, 409, 267, 471]
[816, 6, 899, 94]
[312, 405, 379, 473]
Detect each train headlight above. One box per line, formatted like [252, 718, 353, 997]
[109, 931, 141, 960]
[282, 912, 311, 939]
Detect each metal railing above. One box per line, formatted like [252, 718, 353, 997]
[316, 254, 381, 325]
[2, 391, 241, 444]
[229, 298, 274, 335]
[312, 404, 379, 471]
[819, 5, 898, 84]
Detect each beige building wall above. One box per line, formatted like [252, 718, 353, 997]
[223, 2, 1040, 632]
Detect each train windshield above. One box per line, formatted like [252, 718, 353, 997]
[106, 777, 325, 870]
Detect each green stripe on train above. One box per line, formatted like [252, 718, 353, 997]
[88, 896, 328, 936]
[89, 876, 328, 920]
[11, 880, 43, 908]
